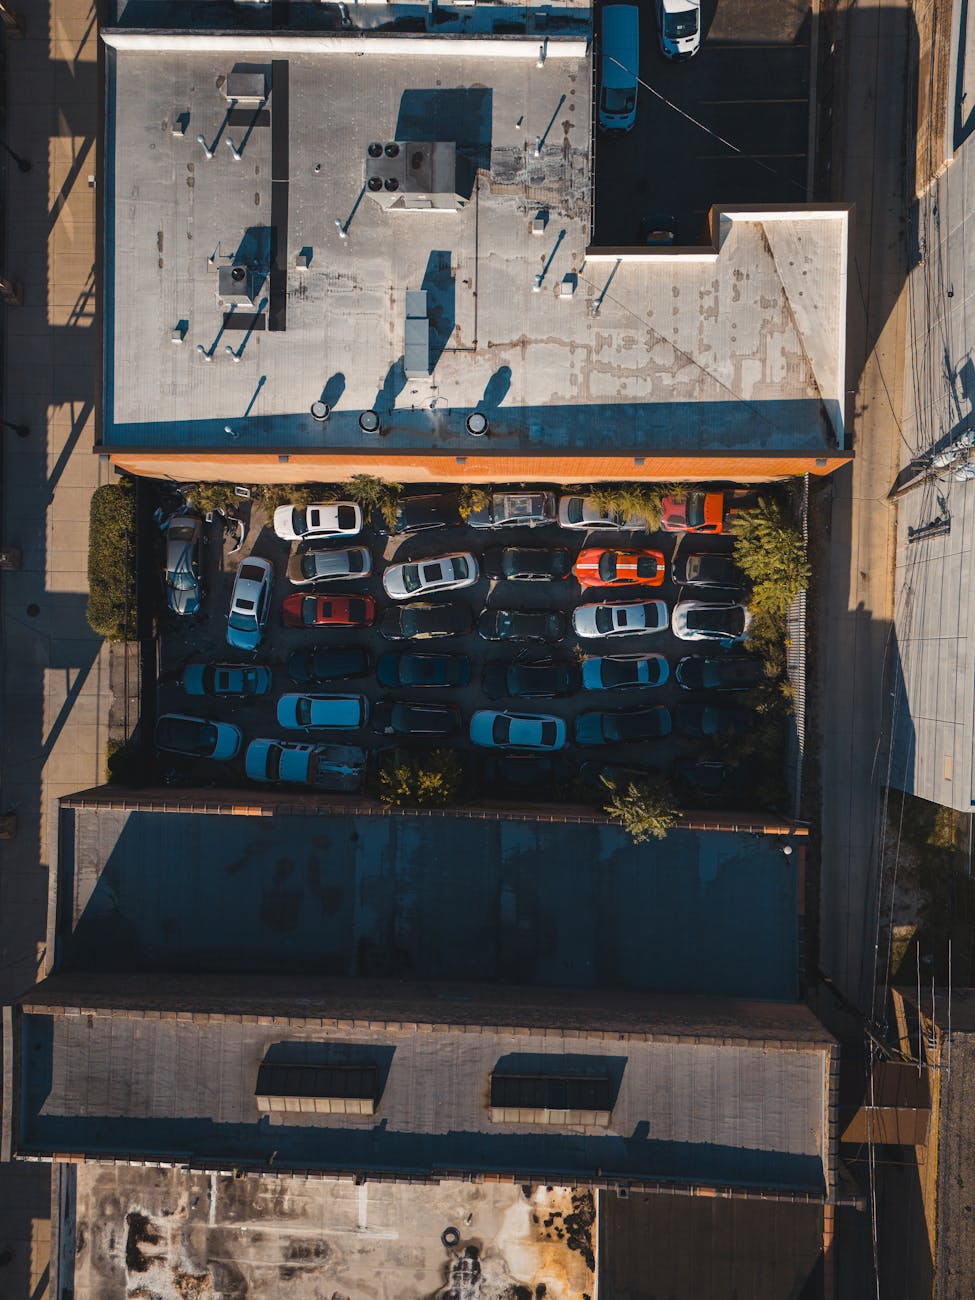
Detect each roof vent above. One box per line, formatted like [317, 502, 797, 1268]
[367, 141, 384, 158]
[367, 177, 383, 192]
[384, 142, 400, 157]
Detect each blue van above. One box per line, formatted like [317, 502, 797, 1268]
[598, 5, 640, 133]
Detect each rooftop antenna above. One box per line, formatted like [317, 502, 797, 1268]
[195, 134, 214, 160]
[225, 344, 241, 362]
[226, 136, 243, 162]
[196, 344, 212, 362]
[537, 40, 547, 68]
[224, 424, 239, 439]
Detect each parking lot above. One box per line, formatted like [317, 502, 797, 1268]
[593, 0, 811, 246]
[155, 486, 773, 805]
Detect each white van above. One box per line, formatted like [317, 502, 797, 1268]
[598, 5, 640, 133]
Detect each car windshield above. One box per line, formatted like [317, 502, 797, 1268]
[566, 498, 584, 524]
[347, 550, 365, 574]
[492, 716, 511, 744]
[594, 608, 615, 634]
[451, 556, 470, 580]
[336, 505, 357, 530]
[602, 660, 636, 688]
[689, 607, 744, 635]
[636, 555, 659, 579]
[401, 565, 423, 592]
[602, 88, 635, 113]
[686, 496, 706, 528]
[539, 722, 557, 747]
[664, 8, 698, 36]
[302, 598, 322, 626]
[348, 599, 367, 622]
[238, 563, 266, 583]
[291, 509, 309, 536]
[168, 521, 197, 541]
[296, 698, 313, 725]
[228, 610, 257, 632]
[158, 717, 215, 754]
[300, 554, 321, 579]
[598, 553, 618, 582]
[265, 745, 282, 781]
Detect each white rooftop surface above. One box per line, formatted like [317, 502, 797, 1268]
[105, 41, 848, 452]
[30, 1013, 828, 1190]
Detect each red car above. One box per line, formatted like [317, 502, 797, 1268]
[573, 547, 666, 589]
[282, 593, 376, 629]
[660, 491, 726, 533]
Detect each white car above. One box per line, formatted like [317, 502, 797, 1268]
[672, 600, 751, 645]
[276, 693, 369, 731]
[655, 0, 701, 60]
[382, 552, 478, 600]
[273, 500, 363, 542]
[581, 653, 670, 691]
[469, 710, 568, 751]
[155, 713, 242, 761]
[557, 495, 640, 530]
[572, 600, 669, 639]
[245, 739, 366, 791]
[287, 545, 372, 586]
[226, 556, 274, 651]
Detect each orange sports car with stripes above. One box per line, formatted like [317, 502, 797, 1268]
[572, 548, 666, 589]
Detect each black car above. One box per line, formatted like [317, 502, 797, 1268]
[673, 758, 742, 804]
[376, 651, 472, 689]
[482, 658, 579, 699]
[674, 655, 765, 692]
[484, 547, 572, 582]
[674, 703, 752, 737]
[574, 705, 672, 746]
[373, 492, 462, 536]
[482, 752, 567, 796]
[577, 760, 659, 794]
[477, 608, 567, 643]
[371, 700, 461, 737]
[287, 646, 372, 685]
[671, 546, 744, 592]
[380, 602, 474, 641]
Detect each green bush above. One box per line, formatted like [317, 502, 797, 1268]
[87, 480, 137, 641]
[342, 474, 403, 529]
[458, 485, 492, 521]
[252, 482, 337, 513]
[377, 749, 463, 807]
[186, 482, 246, 515]
[602, 775, 679, 843]
[587, 482, 683, 532]
[734, 496, 810, 620]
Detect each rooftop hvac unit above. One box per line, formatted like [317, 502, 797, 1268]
[404, 289, 431, 378]
[217, 264, 260, 305]
[364, 140, 464, 211]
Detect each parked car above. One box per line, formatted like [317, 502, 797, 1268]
[655, 0, 701, 59]
[672, 600, 750, 645]
[380, 602, 474, 641]
[163, 512, 203, 616]
[281, 593, 376, 629]
[226, 556, 274, 651]
[660, 491, 726, 533]
[581, 653, 669, 691]
[477, 608, 567, 643]
[671, 543, 744, 591]
[674, 703, 753, 737]
[182, 663, 272, 698]
[245, 740, 367, 791]
[287, 646, 372, 685]
[287, 545, 372, 586]
[470, 709, 568, 751]
[155, 713, 242, 760]
[273, 500, 363, 541]
[573, 547, 665, 588]
[572, 600, 668, 639]
[598, 3, 640, 133]
[482, 657, 579, 700]
[276, 693, 369, 731]
[557, 495, 640, 530]
[641, 214, 676, 246]
[672, 757, 742, 804]
[577, 760, 659, 792]
[467, 491, 557, 529]
[484, 547, 571, 582]
[373, 492, 462, 536]
[376, 652, 472, 689]
[382, 552, 478, 600]
[674, 655, 765, 691]
[574, 705, 672, 746]
[371, 700, 460, 737]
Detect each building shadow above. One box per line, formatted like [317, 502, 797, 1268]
[395, 88, 492, 197]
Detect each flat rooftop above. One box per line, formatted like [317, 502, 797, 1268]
[20, 1005, 827, 1189]
[68, 1166, 597, 1299]
[58, 805, 801, 999]
[103, 35, 848, 454]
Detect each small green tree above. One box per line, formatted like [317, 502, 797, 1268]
[587, 482, 682, 532]
[342, 474, 403, 529]
[187, 481, 247, 515]
[458, 485, 492, 521]
[377, 749, 463, 807]
[253, 482, 338, 513]
[733, 497, 810, 618]
[602, 776, 679, 843]
[87, 480, 137, 640]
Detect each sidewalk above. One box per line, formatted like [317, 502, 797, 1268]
[0, 0, 108, 1294]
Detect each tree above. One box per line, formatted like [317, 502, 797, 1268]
[458, 485, 492, 521]
[602, 776, 679, 843]
[733, 496, 810, 618]
[377, 749, 463, 807]
[342, 474, 403, 529]
[587, 482, 684, 532]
